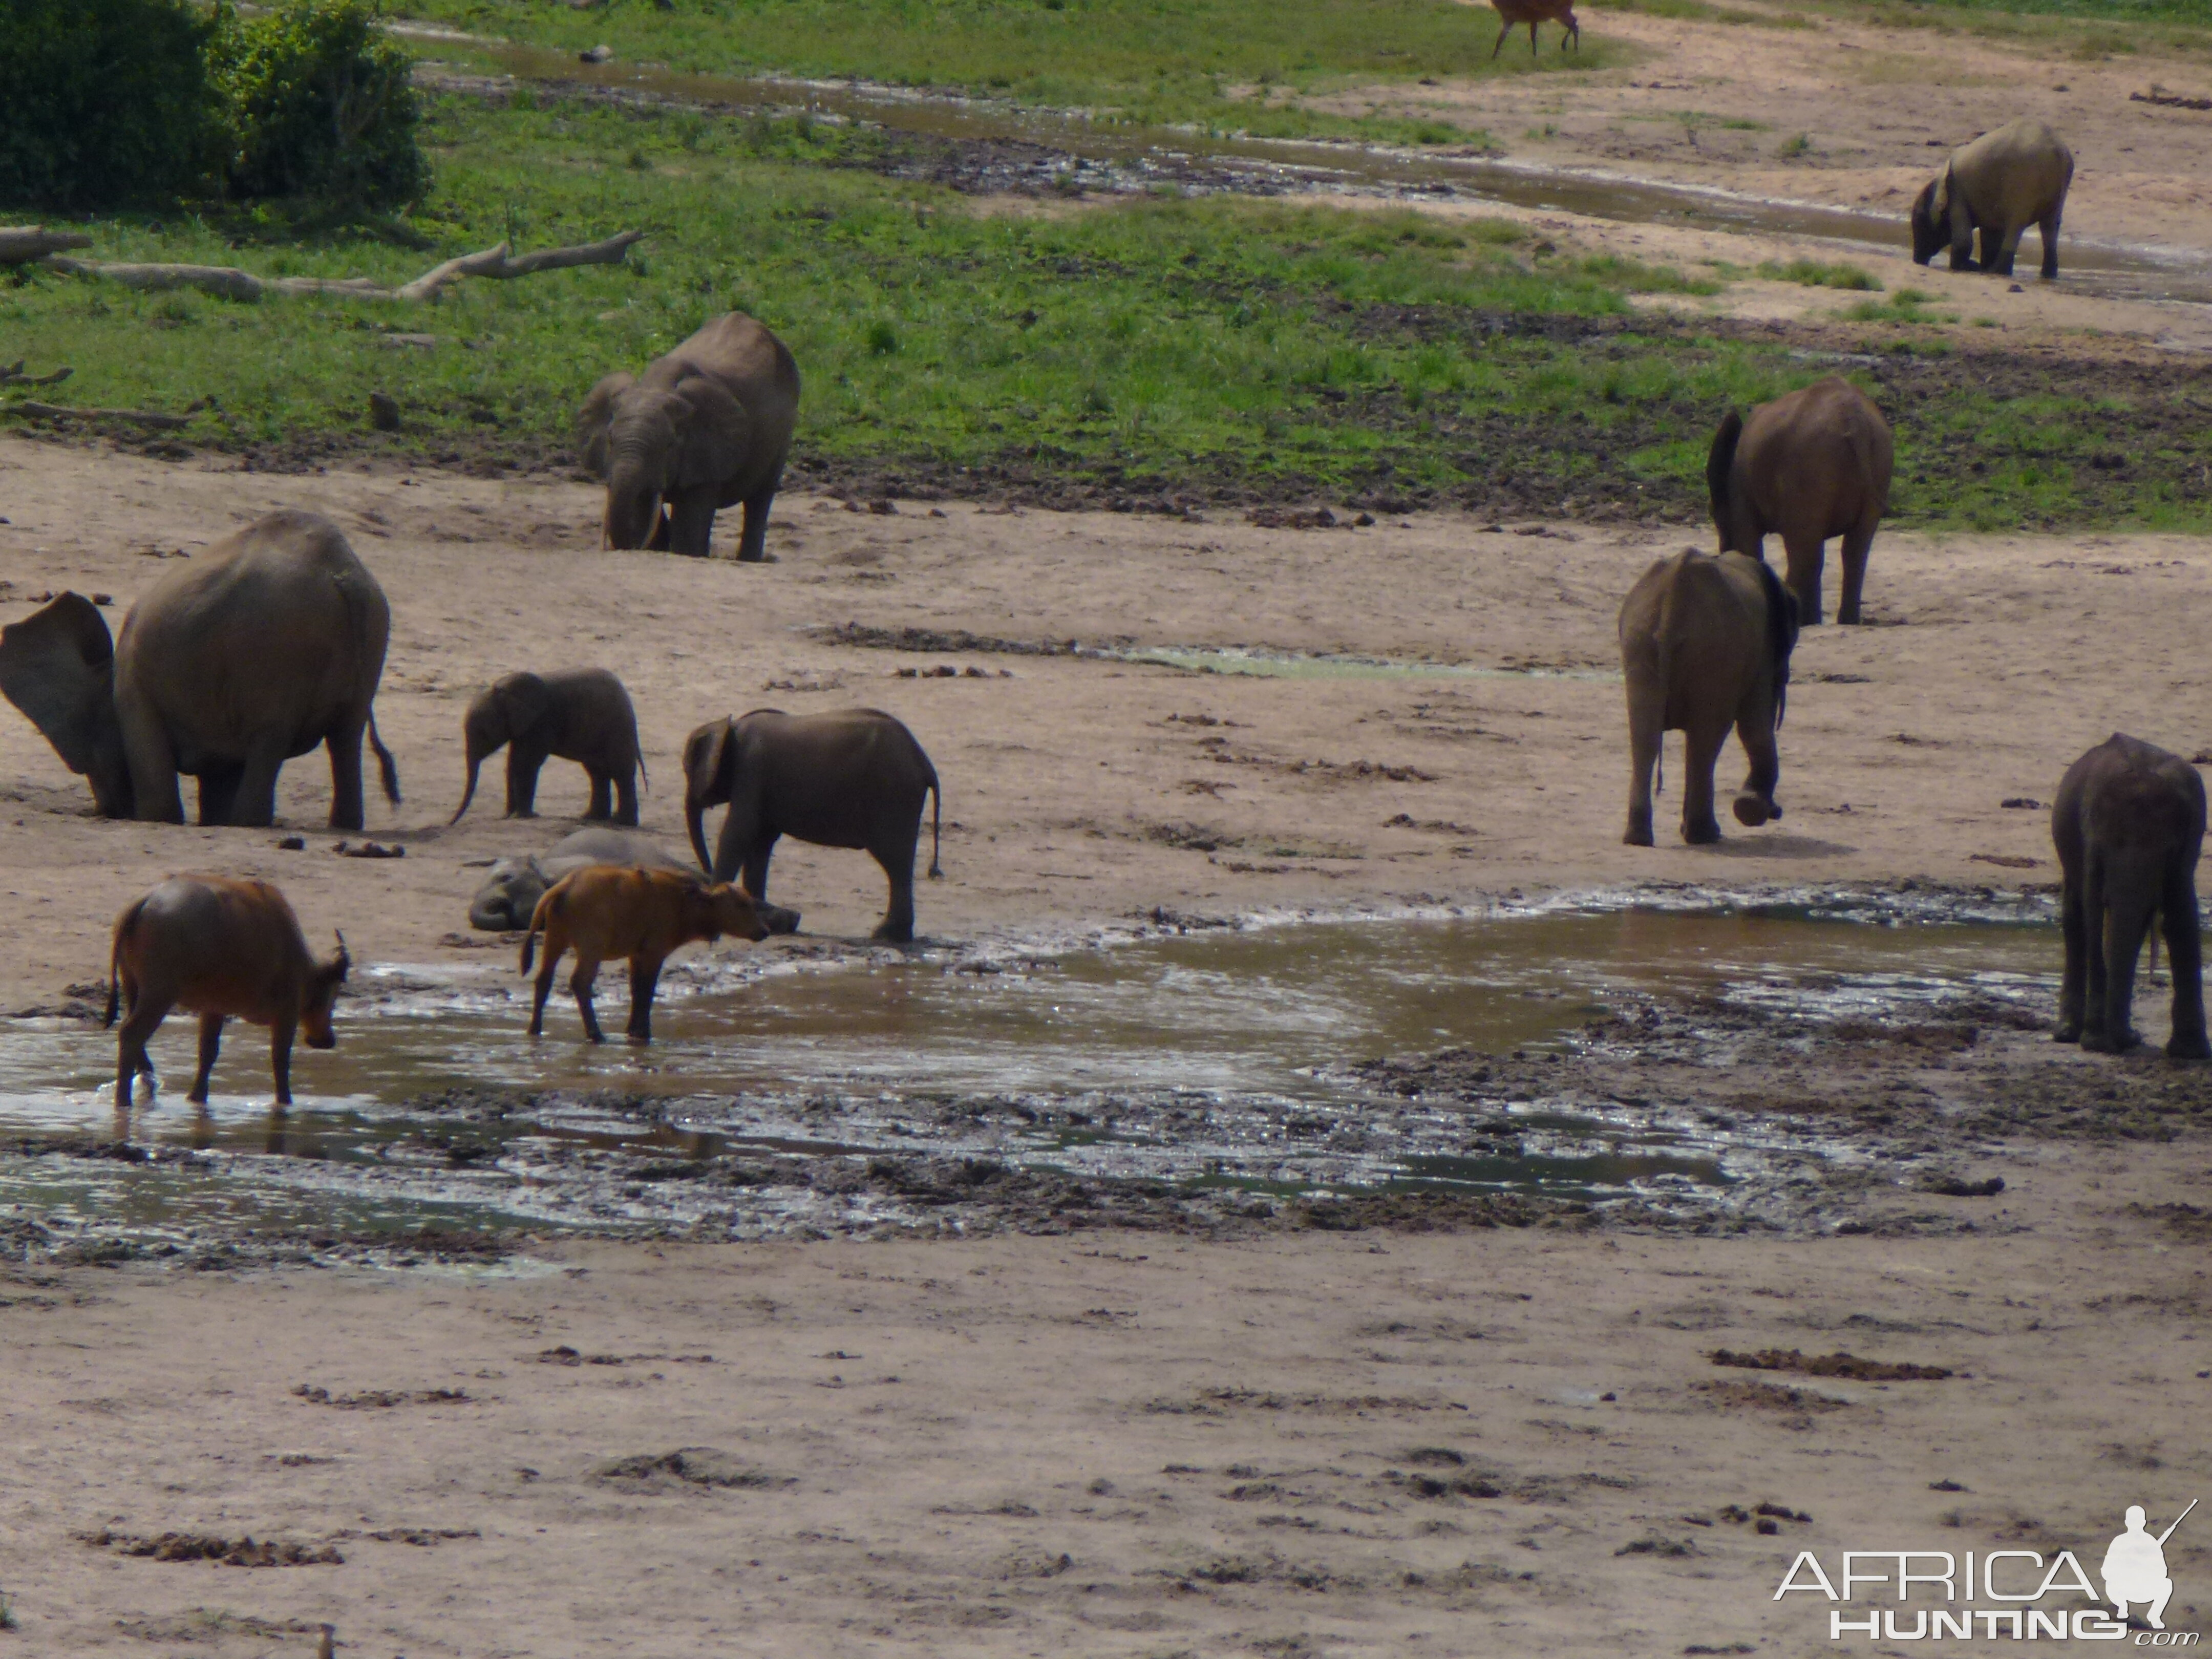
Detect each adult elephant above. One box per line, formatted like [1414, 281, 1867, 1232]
[2052, 733, 2208, 1058]
[467, 825, 800, 934]
[577, 311, 800, 561]
[451, 668, 643, 827]
[1911, 118, 2073, 279]
[1619, 548, 1798, 847]
[1708, 376, 1892, 626]
[684, 709, 941, 943]
[0, 509, 399, 828]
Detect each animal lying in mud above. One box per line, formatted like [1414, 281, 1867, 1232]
[523, 865, 771, 1044]
[452, 668, 645, 827]
[467, 827, 801, 935]
[2053, 733, 2209, 1058]
[106, 877, 350, 1108]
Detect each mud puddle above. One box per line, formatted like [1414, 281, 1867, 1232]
[409, 38, 2212, 309]
[0, 904, 2065, 1257]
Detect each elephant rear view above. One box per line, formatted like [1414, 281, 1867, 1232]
[0, 508, 399, 828]
[578, 311, 800, 561]
[1912, 118, 2073, 279]
[684, 708, 941, 943]
[1708, 376, 1892, 626]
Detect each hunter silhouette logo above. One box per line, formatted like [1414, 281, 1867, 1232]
[2105, 1501, 2194, 1631]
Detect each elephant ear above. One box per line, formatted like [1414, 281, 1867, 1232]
[683, 717, 736, 875]
[0, 592, 118, 776]
[669, 375, 753, 491]
[493, 670, 554, 741]
[576, 372, 636, 479]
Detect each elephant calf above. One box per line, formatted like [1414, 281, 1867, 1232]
[1912, 117, 2073, 280]
[1709, 376, 1892, 627]
[2053, 733, 2209, 1059]
[468, 826, 800, 935]
[107, 876, 350, 1108]
[1619, 549, 1799, 846]
[685, 708, 942, 943]
[523, 865, 770, 1044]
[452, 668, 644, 827]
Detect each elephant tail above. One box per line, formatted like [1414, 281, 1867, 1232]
[368, 708, 401, 806]
[1706, 409, 1743, 539]
[636, 748, 650, 796]
[925, 768, 943, 880]
[1753, 557, 1798, 730]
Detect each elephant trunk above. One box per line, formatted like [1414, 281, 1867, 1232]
[450, 711, 501, 824]
[686, 795, 715, 878]
[604, 452, 667, 551]
[451, 749, 486, 825]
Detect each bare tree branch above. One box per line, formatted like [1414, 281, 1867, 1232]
[1, 400, 199, 430]
[32, 231, 647, 302]
[0, 361, 73, 388]
[0, 227, 93, 266]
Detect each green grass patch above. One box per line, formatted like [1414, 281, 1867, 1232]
[1758, 259, 1881, 290]
[1843, 287, 1952, 322]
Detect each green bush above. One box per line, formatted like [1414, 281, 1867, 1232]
[0, 0, 218, 209]
[210, 0, 427, 211]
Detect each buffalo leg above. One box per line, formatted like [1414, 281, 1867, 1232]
[1837, 522, 1877, 625]
[1624, 693, 1662, 847]
[528, 945, 563, 1037]
[326, 723, 367, 832]
[506, 745, 547, 818]
[115, 998, 170, 1109]
[1779, 533, 1826, 626]
[1681, 723, 1725, 845]
[1492, 17, 1509, 56]
[2039, 209, 2063, 281]
[626, 955, 665, 1043]
[269, 1014, 297, 1107]
[2056, 859, 2088, 1042]
[2163, 863, 2209, 1058]
[584, 768, 613, 822]
[613, 767, 639, 827]
[871, 824, 922, 943]
[188, 1013, 225, 1104]
[570, 954, 606, 1045]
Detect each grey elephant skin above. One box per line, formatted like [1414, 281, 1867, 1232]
[2052, 733, 2209, 1059]
[1708, 376, 1892, 627]
[578, 312, 800, 561]
[452, 668, 645, 827]
[1619, 549, 1798, 847]
[467, 826, 800, 935]
[684, 709, 941, 943]
[1912, 118, 2073, 278]
[0, 508, 399, 828]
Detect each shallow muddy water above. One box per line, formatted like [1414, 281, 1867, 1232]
[0, 903, 2061, 1249]
[414, 36, 2212, 309]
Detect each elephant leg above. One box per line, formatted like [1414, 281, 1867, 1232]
[666, 491, 717, 559]
[2056, 864, 2088, 1042]
[269, 1014, 296, 1108]
[2092, 891, 2154, 1054]
[119, 697, 185, 824]
[626, 954, 665, 1043]
[1780, 533, 1827, 626]
[2038, 209, 2062, 281]
[228, 738, 289, 828]
[1836, 521, 1877, 626]
[1680, 722, 1725, 844]
[2162, 866, 2208, 1059]
[613, 768, 639, 827]
[1731, 709, 1780, 827]
[740, 833, 778, 903]
[2082, 849, 2113, 1045]
[188, 1012, 225, 1105]
[714, 800, 768, 886]
[326, 721, 367, 832]
[506, 745, 546, 818]
[570, 954, 606, 1045]
[584, 768, 613, 823]
[1989, 226, 2024, 279]
[195, 767, 243, 827]
[734, 473, 783, 564]
[1624, 693, 1662, 847]
[871, 825, 922, 944]
[115, 999, 168, 1109]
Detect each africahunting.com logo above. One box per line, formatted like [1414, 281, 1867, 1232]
[1776, 1501, 2199, 1643]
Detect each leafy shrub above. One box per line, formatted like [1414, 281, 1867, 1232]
[0, 0, 218, 209]
[210, 0, 427, 210]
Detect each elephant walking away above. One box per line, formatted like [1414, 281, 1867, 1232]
[1912, 118, 2073, 279]
[466, 826, 800, 935]
[684, 708, 941, 943]
[1708, 376, 1892, 626]
[578, 312, 800, 561]
[1619, 548, 1799, 846]
[451, 668, 644, 826]
[2052, 733, 2209, 1058]
[0, 509, 398, 828]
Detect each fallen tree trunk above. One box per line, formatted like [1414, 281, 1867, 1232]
[37, 230, 647, 302]
[0, 360, 73, 388]
[0, 227, 93, 266]
[1, 400, 200, 430]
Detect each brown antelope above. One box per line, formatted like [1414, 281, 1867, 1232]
[1491, 0, 1579, 57]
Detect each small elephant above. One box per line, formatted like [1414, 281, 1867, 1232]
[467, 826, 800, 935]
[1911, 118, 2073, 280]
[2053, 733, 2208, 1059]
[684, 708, 942, 943]
[451, 669, 644, 827]
[578, 312, 801, 561]
[0, 508, 398, 827]
[1620, 548, 1798, 847]
[1708, 376, 1892, 627]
